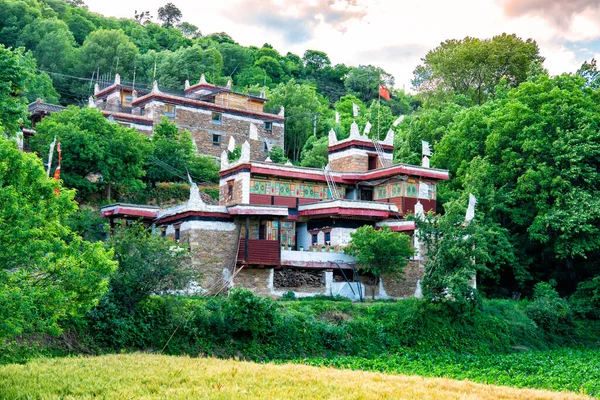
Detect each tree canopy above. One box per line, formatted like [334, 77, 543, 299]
[0, 137, 115, 339]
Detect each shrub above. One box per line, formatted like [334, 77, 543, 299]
[525, 282, 573, 337]
[570, 276, 600, 320]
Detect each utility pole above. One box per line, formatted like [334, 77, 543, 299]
[313, 114, 317, 136]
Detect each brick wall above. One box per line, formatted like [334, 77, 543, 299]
[183, 223, 239, 294]
[330, 154, 368, 172]
[234, 268, 273, 296]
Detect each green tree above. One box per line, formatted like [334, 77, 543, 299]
[146, 117, 218, 184]
[18, 18, 76, 73]
[0, 137, 116, 339]
[344, 225, 414, 298]
[30, 107, 150, 201]
[413, 34, 543, 104]
[303, 49, 331, 75]
[0, 0, 41, 48]
[104, 223, 193, 312]
[157, 3, 182, 28]
[345, 65, 394, 103]
[266, 79, 326, 161]
[299, 135, 328, 168]
[77, 29, 139, 82]
[268, 145, 287, 163]
[255, 55, 284, 82]
[0, 45, 33, 135]
[177, 22, 200, 39]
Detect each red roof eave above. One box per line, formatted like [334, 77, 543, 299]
[101, 207, 158, 219]
[132, 93, 284, 122]
[298, 207, 391, 218]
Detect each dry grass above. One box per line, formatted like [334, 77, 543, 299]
[0, 353, 592, 400]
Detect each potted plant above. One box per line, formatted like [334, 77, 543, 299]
[299, 245, 304, 251]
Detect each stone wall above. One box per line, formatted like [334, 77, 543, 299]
[141, 101, 283, 161]
[219, 174, 246, 206]
[380, 260, 424, 298]
[233, 268, 273, 296]
[182, 221, 239, 293]
[330, 154, 368, 172]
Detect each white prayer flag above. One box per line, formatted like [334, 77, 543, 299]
[422, 140, 431, 156]
[227, 136, 235, 152]
[392, 115, 404, 127]
[335, 111, 340, 124]
[465, 193, 477, 223]
[352, 103, 359, 118]
[364, 121, 372, 134]
[414, 200, 424, 218]
[418, 182, 429, 199]
[47, 137, 57, 177]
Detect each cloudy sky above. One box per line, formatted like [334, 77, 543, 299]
[85, 0, 600, 90]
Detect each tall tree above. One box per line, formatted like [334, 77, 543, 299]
[345, 65, 394, 104]
[30, 107, 150, 201]
[157, 3, 182, 28]
[0, 137, 116, 339]
[413, 34, 543, 105]
[0, 45, 32, 135]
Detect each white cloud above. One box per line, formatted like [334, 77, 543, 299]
[84, 0, 600, 89]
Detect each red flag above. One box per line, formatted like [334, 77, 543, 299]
[379, 84, 391, 101]
[54, 142, 62, 195]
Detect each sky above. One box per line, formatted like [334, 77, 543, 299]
[84, 0, 600, 90]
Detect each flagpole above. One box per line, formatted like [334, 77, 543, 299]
[377, 85, 381, 141]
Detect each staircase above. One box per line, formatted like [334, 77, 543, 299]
[373, 140, 392, 168]
[323, 164, 341, 200]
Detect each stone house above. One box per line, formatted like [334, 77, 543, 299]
[101, 122, 450, 300]
[21, 73, 285, 162]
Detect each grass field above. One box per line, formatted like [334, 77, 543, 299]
[0, 353, 593, 400]
[298, 348, 600, 397]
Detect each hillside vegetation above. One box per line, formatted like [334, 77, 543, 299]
[0, 353, 593, 400]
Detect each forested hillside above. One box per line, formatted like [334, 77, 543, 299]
[2, 0, 600, 298]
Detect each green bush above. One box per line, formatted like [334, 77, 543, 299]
[570, 276, 600, 320]
[525, 282, 573, 337]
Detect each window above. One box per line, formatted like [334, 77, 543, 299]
[264, 142, 269, 152]
[212, 134, 221, 146]
[124, 94, 133, 105]
[368, 154, 378, 170]
[324, 231, 331, 245]
[174, 226, 181, 243]
[140, 107, 145, 116]
[165, 104, 176, 118]
[227, 180, 234, 201]
[311, 234, 318, 245]
[212, 112, 222, 124]
[161, 227, 166, 238]
[264, 121, 273, 133]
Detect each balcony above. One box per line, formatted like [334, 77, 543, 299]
[297, 199, 398, 219]
[237, 239, 280, 266]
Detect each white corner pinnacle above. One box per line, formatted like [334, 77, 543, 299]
[188, 182, 207, 211]
[328, 129, 338, 146]
[151, 80, 161, 94]
[265, 156, 273, 163]
[249, 123, 258, 140]
[184, 79, 190, 90]
[278, 106, 285, 116]
[285, 160, 293, 166]
[94, 83, 100, 95]
[220, 150, 229, 169]
[199, 73, 207, 84]
[240, 140, 251, 163]
[226, 79, 232, 89]
[88, 96, 96, 108]
[349, 121, 361, 139]
[114, 73, 121, 85]
[382, 128, 394, 146]
[227, 136, 236, 152]
[422, 155, 430, 168]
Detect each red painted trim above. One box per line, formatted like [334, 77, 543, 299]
[184, 82, 217, 92]
[101, 207, 157, 218]
[132, 93, 284, 122]
[94, 84, 119, 98]
[249, 194, 272, 205]
[157, 211, 231, 224]
[102, 111, 153, 125]
[298, 207, 390, 218]
[249, 166, 329, 182]
[328, 140, 394, 152]
[345, 165, 450, 181]
[228, 207, 288, 216]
